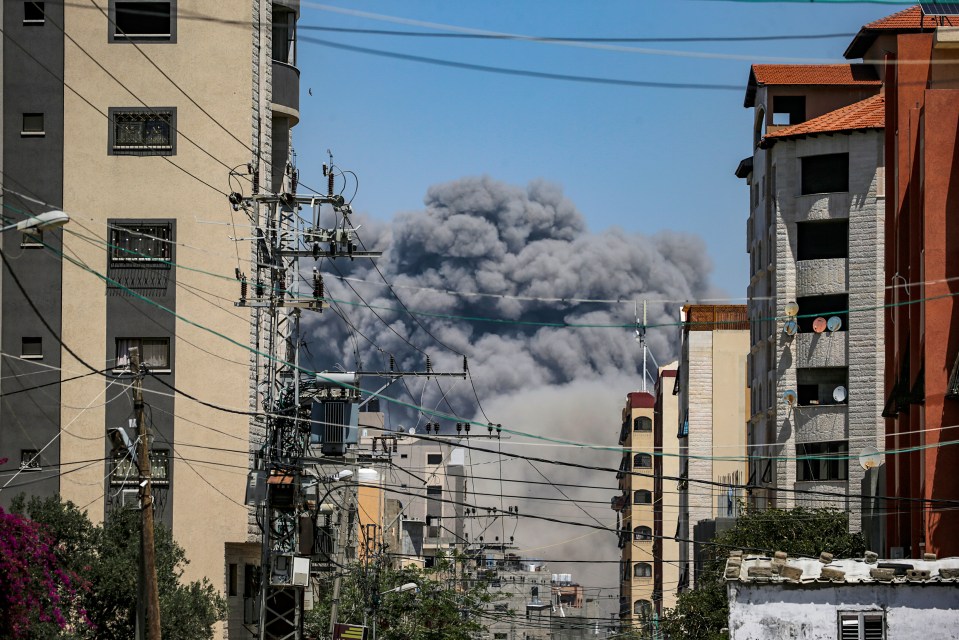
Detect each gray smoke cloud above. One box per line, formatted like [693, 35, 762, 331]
[302, 176, 716, 611]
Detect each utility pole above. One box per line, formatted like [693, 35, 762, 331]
[328, 453, 356, 636]
[131, 346, 161, 640]
[232, 160, 380, 639]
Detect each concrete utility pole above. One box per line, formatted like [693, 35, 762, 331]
[131, 346, 161, 640]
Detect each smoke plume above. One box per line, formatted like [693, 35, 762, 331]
[303, 176, 716, 611]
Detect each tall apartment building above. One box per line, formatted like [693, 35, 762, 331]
[737, 59, 886, 550]
[613, 364, 679, 632]
[0, 2, 301, 637]
[675, 305, 748, 590]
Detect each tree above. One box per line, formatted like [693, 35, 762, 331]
[660, 508, 866, 640]
[10, 494, 225, 640]
[0, 505, 89, 639]
[304, 552, 494, 640]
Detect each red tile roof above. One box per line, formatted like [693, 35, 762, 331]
[864, 5, 959, 30]
[760, 94, 884, 148]
[845, 5, 959, 59]
[744, 64, 880, 107]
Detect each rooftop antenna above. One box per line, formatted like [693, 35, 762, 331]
[636, 301, 649, 392]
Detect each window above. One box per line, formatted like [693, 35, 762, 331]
[109, 223, 172, 264]
[111, 449, 169, 485]
[272, 6, 296, 64]
[633, 416, 652, 432]
[21, 113, 44, 136]
[801, 153, 849, 195]
[633, 453, 652, 469]
[109, 107, 175, 155]
[493, 603, 508, 612]
[795, 294, 848, 334]
[633, 490, 652, 505]
[634, 562, 652, 578]
[797, 220, 848, 261]
[426, 453, 443, 465]
[797, 441, 848, 482]
[20, 450, 41, 471]
[633, 525, 652, 541]
[427, 485, 442, 537]
[243, 564, 259, 599]
[839, 612, 884, 640]
[797, 367, 848, 406]
[678, 412, 689, 438]
[21, 337, 42, 359]
[110, 1, 175, 42]
[494, 634, 508, 640]
[24, 2, 45, 24]
[115, 337, 171, 371]
[228, 563, 238, 597]
[772, 96, 806, 126]
[633, 600, 652, 618]
[20, 226, 44, 248]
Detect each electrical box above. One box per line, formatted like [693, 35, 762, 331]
[270, 554, 311, 587]
[310, 399, 359, 456]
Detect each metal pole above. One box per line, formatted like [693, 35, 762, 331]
[131, 347, 161, 640]
[328, 455, 356, 637]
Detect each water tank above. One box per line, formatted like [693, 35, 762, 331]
[358, 468, 380, 484]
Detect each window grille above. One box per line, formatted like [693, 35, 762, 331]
[634, 453, 653, 469]
[109, 223, 172, 263]
[634, 526, 652, 541]
[110, 109, 175, 155]
[633, 416, 652, 432]
[112, 449, 168, 485]
[20, 450, 41, 470]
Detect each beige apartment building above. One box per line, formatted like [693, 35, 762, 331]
[614, 362, 679, 633]
[0, 2, 301, 638]
[675, 305, 749, 590]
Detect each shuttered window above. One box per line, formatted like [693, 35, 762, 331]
[839, 612, 884, 640]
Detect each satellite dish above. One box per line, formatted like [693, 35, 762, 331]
[408, 427, 416, 435]
[782, 390, 798, 406]
[784, 302, 799, 317]
[812, 317, 827, 333]
[783, 320, 798, 336]
[827, 316, 842, 332]
[859, 446, 882, 470]
[833, 386, 847, 403]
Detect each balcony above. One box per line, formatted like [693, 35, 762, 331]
[794, 192, 852, 222]
[272, 61, 300, 124]
[795, 331, 846, 368]
[794, 404, 847, 443]
[795, 258, 846, 297]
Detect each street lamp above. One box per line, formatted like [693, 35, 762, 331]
[373, 582, 418, 640]
[0, 210, 69, 233]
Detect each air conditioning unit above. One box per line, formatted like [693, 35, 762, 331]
[311, 399, 359, 456]
[120, 488, 140, 509]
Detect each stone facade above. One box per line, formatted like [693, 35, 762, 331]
[743, 88, 885, 549]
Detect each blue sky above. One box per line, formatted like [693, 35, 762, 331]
[293, 1, 908, 296]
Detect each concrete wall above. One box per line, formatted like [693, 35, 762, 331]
[728, 583, 959, 640]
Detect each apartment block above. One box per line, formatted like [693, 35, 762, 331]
[0, 2, 301, 638]
[737, 59, 887, 550]
[675, 305, 749, 590]
[613, 365, 679, 632]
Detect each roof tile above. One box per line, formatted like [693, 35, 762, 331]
[751, 64, 880, 87]
[761, 94, 884, 147]
[864, 5, 959, 30]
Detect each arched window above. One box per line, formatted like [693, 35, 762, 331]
[634, 562, 652, 578]
[633, 453, 652, 468]
[634, 599, 652, 618]
[633, 490, 652, 505]
[633, 525, 652, 541]
[754, 106, 766, 148]
[633, 416, 652, 432]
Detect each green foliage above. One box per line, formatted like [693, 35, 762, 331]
[304, 552, 493, 640]
[10, 494, 225, 640]
[660, 508, 866, 640]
